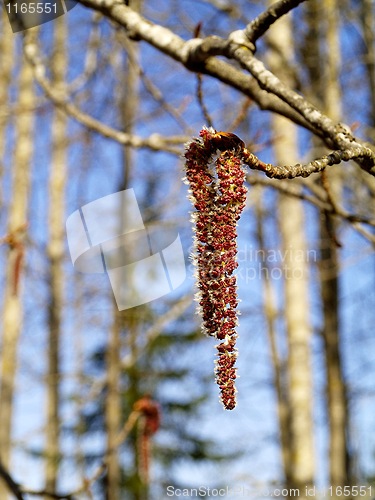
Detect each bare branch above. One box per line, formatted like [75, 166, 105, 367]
[67, 12, 102, 94]
[75, 0, 317, 131]
[247, 175, 333, 211]
[225, 45, 375, 173]
[121, 34, 190, 131]
[242, 145, 375, 178]
[0, 461, 24, 500]
[247, 175, 375, 227]
[22, 32, 187, 154]
[0, 449, 75, 499]
[245, 0, 308, 46]
[351, 222, 375, 245]
[121, 294, 194, 370]
[196, 73, 214, 128]
[20, 489, 76, 499]
[73, 410, 140, 496]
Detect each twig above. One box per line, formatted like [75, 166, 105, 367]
[0, 461, 25, 500]
[73, 410, 141, 496]
[247, 175, 375, 227]
[20, 489, 76, 499]
[67, 12, 102, 94]
[247, 175, 333, 211]
[242, 146, 375, 178]
[193, 22, 214, 128]
[121, 294, 194, 369]
[196, 72, 214, 128]
[320, 170, 340, 214]
[22, 32, 188, 154]
[75, 0, 316, 131]
[0, 455, 76, 499]
[248, 175, 375, 247]
[320, 170, 342, 247]
[227, 97, 252, 131]
[351, 222, 375, 245]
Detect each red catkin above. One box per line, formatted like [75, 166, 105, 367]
[184, 128, 247, 410]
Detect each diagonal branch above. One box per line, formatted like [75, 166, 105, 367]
[245, 0, 308, 46]
[0, 461, 25, 500]
[22, 32, 187, 154]
[73, 410, 140, 496]
[75, 0, 316, 131]
[230, 48, 342, 138]
[247, 175, 375, 228]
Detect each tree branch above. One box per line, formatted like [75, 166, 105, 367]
[247, 175, 375, 227]
[22, 32, 187, 154]
[75, 0, 317, 131]
[242, 146, 375, 178]
[0, 461, 24, 500]
[245, 0, 308, 46]
[73, 410, 140, 496]
[0, 458, 76, 499]
[20, 489, 76, 499]
[222, 39, 375, 173]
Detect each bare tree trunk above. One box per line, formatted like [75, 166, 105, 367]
[360, 0, 375, 131]
[277, 132, 315, 492]
[105, 313, 122, 500]
[0, 11, 15, 194]
[105, 10, 141, 496]
[120, 24, 151, 500]
[255, 194, 292, 486]
[320, 0, 350, 487]
[303, 0, 351, 487]
[45, 17, 67, 493]
[0, 33, 36, 498]
[276, 133, 316, 493]
[267, 13, 315, 492]
[319, 229, 349, 487]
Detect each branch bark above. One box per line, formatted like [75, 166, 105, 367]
[245, 0, 308, 46]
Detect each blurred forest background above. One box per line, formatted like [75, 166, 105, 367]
[0, 0, 375, 498]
